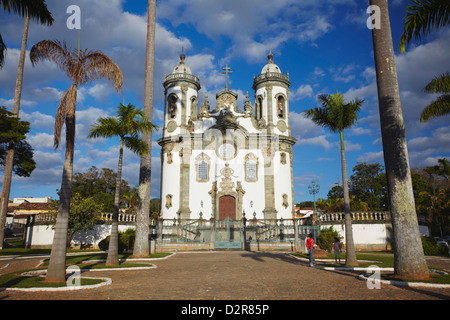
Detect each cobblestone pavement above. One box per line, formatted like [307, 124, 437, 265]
[0, 251, 449, 301]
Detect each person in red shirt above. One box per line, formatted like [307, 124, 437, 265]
[306, 233, 314, 267]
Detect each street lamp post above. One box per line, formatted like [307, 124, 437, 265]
[308, 181, 320, 225]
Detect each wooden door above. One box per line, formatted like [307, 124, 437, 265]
[219, 195, 236, 220]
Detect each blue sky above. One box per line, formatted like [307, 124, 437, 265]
[0, 0, 449, 205]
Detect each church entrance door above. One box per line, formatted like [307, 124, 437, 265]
[219, 195, 236, 220]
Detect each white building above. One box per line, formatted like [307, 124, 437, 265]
[158, 50, 296, 221]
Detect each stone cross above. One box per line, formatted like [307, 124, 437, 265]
[221, 64, 232, 90]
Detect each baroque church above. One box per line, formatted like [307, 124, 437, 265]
[158, 50, 296, 221]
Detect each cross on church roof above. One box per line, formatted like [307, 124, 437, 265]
[221, 64, 232, 90]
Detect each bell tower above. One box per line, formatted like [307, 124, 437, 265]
[162, 49, 201, 137]
[252, 49, 291, 136]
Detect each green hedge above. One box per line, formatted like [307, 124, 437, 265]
[421, 236, 448, 256]
[317, 226, 343, 252]
[98, 229, 135, 252]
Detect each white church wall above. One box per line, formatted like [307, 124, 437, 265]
[189, 149, 216, 219]
[161, 151, 181, 219]
[241, 150, 266, 219]
[273, 151, 293, 219]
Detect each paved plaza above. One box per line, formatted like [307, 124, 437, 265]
[0, 251, 449, 302]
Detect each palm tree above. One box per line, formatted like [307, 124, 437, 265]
[304, 93, 363, 266]
[133, 0, 156, 258]
[0, 0, 53, 250]
[88, 103, 156, 266]
[398, 0, 450, 54]
[0, 0, 54, 67]
[420, 72, 450, 122]
[370, 0, 429, 280]
[30, 40, 123, 282]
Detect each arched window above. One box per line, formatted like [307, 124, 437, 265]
[198, 161, 208, 180]
[256, 96, 263, 120]
[168, 95, 178, 119]
[244, 153, 258, 182]
[195, 153, 210, 182]
[277, 95, 285, 119]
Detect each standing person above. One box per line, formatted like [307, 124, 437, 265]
[333, 237, 341, 264]
[306, 233, 314, 267]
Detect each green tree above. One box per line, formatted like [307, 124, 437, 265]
[71, 166, 131, 213]
[50, 193, 103, 249]
[0, 106, 35, 177]
[349, 162, 386, 210]
[30, 40, 123, 283]
[88, 102, 156, 266]
[370, 0, 429, 280]
[0, 0, 53, 250]
[134, 0, 156, 259]
[304, 92, 364, 267]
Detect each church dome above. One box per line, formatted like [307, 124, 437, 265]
[261, 49, 281, 74]
[172, 48, 192, 74]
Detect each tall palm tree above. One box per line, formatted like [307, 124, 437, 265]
[133, 0, 156, 258]
[304, 93, 363, 267]
[30, 40, 123, 282]
[420, 72, 450, 122]
[88, 103, 156, 266]
[0, 0, 53, 250]
[398, 0, 450, 54]
[370, 0, 429, 280]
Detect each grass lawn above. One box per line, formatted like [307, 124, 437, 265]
[0, 272, 105, 289]
[290, 251, 450, 285]
[0, 239, 172, 289]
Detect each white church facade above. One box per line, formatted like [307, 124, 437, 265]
[158, 50, 296, 221]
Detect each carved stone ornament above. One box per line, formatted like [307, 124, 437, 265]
[165, 194, 173, 209]
[277, 120, 287, 133]
[282, 193, 289, 208]
[217, 163, 237, 194]
[167, 120, 177, 133]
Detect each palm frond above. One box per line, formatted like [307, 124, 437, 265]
[82, 51, 123, 92]
[88, 117, 121, 139]
[54, 84, 77, 149]
[0, 33, 6, 68]
[1, 0, 54, 26]
[424, 72, 450, 94]
[420, 94, 450, 122]
[123, 136, 149, 157]
[399, 0, 450, 53]
[30, 40, 76, 79]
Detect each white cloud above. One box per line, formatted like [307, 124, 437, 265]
[291, 85, 314, 101]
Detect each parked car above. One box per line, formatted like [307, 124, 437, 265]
[443, 236, 450, 246]
[434, 237, 449, 251]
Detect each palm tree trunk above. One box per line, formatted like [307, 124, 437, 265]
[0, 12, 30, 249]
[45, 87, 77, 283]
[106, 140, 124, 266]
[340, 131, 358, 266]
[134, 0, 156, 258]
[370, 0, 429, 280]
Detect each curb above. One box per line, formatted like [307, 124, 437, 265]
[0, 276, 112, 292]
[357, 274, 450, 289]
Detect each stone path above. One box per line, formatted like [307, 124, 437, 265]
[0, 251, 449, 302]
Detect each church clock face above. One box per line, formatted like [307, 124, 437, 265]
[218, 142, 236, 160]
